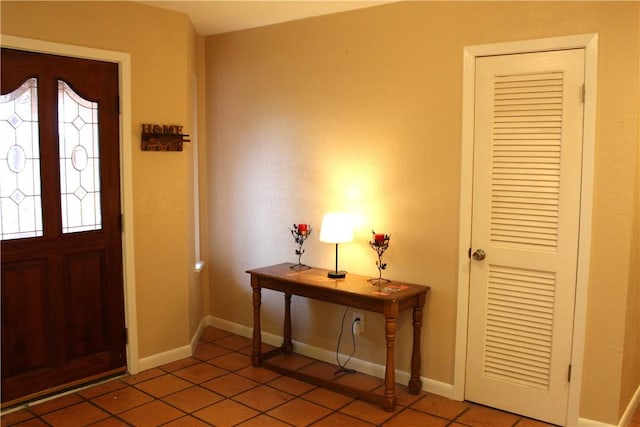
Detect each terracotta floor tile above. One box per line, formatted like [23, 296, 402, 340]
[390, 384, 426, 407]
[78, 379, 129, 400]
[87, 417, 131, 426]
[134, 374, 192, 398]
[214, 334, 252, 351]
[340, 399, 400, 425]
[233, 385, 294, 412]
[456, 405, 520, 427]
[382, 408, 449, 427]
[236, 365, 281, 383]
[160, 357, 201, 373]
[161, 385, 224, 413]
[235, 414, 293, 427]
[122, 368, 165, 385]
[162, 414, 213, 426]
[200, 327, 232, 342]
[193, 342, 231, 360]
[91, 386, 153, 414]
[172, 362, 227, 383]
[298, 360, 343, 379]
[208, 352, 251, 371]
[201, 373, 259, 397]
[268, 375, 316, 396]
[267, 353, 317, 371]
[302, 387, 355, 410]
[3, 331, 553, 427]
[410, 393, 471, 419]
[40, 401, 110, 426]
[0, 408, 35, 425]
[192, 399, 259, 426]
[6, 417, 50, 426]
[333, 371, 382, 392]
[310, 411, 375, 427]
[119, 400, 184, 425]
[238, 342, 277, 357]
[267, 398, 332, 426]
[28, 393, 83, 415]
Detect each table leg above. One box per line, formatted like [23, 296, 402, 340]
[383, 302, 399, 411]
[251, 276, 262, 367]
[283, 293, 293, 354]
[408, 294, 425, 394]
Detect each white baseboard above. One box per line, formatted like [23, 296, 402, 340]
[576, 383, 639, 427]
[206, 315, 455, 399]
[137, 344, 192, 372]
[191, 316, 209, 353]
[137, 317, 210, 372]
[577, 419, 617, 427]
[617, 383, 640, 427]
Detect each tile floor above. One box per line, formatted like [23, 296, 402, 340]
[1, 327, 637, 426]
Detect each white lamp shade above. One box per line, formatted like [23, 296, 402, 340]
[319, 213, 354, 244]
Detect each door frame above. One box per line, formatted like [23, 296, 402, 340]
[0, 34, 140, 375]
[454, 33, 598, 426]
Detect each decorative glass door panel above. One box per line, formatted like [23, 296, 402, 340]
[0, 78, 42, 240]
[58, 80, 102, 233]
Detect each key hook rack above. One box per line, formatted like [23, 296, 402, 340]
[141, 123, 190, 151]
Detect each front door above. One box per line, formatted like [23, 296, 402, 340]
[465, 49, 585, 425]
[1, 48, 126, 406]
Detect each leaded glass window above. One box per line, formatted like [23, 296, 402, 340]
[0, 78, 43, 240]
[58, 80, 102, 234]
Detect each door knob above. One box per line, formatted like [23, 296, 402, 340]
[472, 249, 486, 261]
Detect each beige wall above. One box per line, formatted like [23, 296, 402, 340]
[620, 118, 640, 416]
[205, 1, 639, 424]
[1, 0, 637, 424]
[0, 1, 206, 359]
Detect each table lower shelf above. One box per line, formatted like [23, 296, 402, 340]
[258, 347, 400, 411]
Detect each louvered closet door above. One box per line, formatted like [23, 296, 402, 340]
[466, 49, 585, 425]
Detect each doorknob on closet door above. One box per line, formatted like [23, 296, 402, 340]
[472, 249, 486, 261]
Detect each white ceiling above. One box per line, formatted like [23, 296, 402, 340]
[139, 1, 396, 36]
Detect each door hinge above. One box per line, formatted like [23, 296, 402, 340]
[468, 247, 472, 259]
[581, 84, 586, 104]
[117, 95, 122, 114]
[567, 364, 572, 382]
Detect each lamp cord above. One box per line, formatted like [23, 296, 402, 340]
[335, 306, 357, 375]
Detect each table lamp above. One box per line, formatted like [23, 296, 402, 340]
[319, 212, 354, 278]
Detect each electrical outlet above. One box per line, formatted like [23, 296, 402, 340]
[352, 312, 364, 335]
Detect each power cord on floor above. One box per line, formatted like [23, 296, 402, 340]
[335, 307, 358, 375]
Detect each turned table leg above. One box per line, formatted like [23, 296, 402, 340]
[283, 293, 293, 353]
[408, 293, 425, 394]
[383, 302, 399, 411]
[251, 276, 262, 366]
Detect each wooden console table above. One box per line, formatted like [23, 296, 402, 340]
[247, 263, 429, 411]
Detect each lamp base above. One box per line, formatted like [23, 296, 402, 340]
[328, 270, 347, 279]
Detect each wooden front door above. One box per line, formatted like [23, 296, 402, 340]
[465, 48, 585, 425]
[1, 48, 126, 406]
